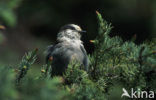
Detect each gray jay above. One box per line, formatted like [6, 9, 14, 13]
[46, 24, 89, 76]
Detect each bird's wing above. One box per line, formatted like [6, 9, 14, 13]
[45, 45, 55, 63]
[46, 45, 54, 53]
[80, 45, 89, 71]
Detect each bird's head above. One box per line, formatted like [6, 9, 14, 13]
[57, 24, 86, 42]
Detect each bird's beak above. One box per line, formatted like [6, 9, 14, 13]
[79, 30, 86, 33]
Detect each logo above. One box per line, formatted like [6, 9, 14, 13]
[121, 88, 155, 99]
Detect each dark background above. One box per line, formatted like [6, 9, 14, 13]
[0, 0, 156, 65]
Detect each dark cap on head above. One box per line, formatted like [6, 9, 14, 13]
[59, 24, 86, 33]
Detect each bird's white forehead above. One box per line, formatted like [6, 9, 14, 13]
[70, 24, 82, 31]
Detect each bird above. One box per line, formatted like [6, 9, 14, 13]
[46, 24, 89, 76]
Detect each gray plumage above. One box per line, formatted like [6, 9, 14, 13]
[46, 24, 89, 76]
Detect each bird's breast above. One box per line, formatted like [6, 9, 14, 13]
[52, 42, 84, 64]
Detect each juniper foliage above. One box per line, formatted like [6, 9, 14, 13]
[0, 12, 156, 100]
